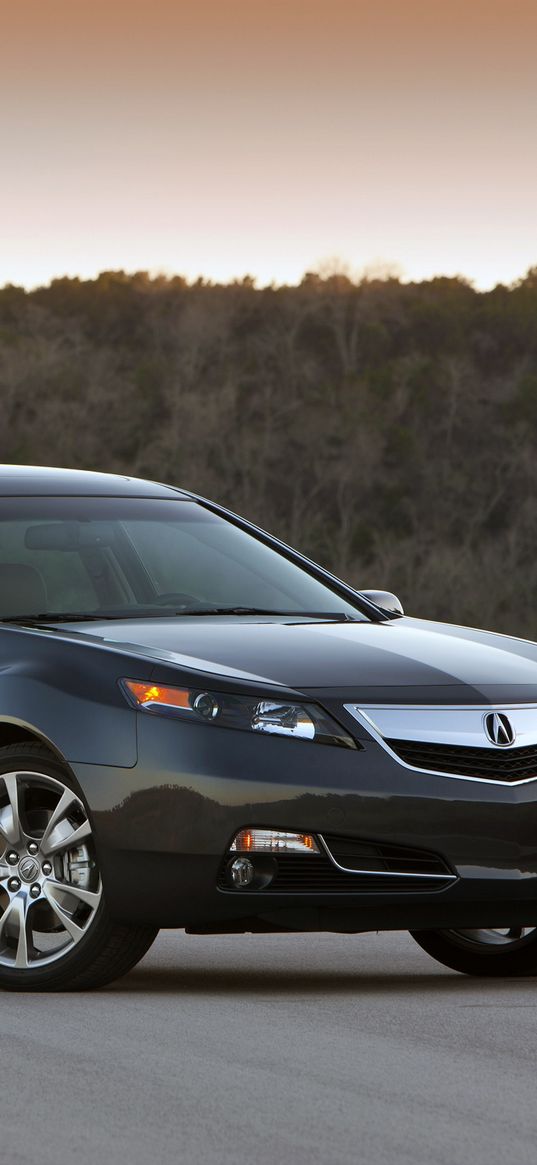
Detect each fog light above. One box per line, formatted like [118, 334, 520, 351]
[230, 828, 320, 854]
[229, 857, 255, 887]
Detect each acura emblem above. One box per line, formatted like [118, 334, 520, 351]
[18, 857, 40, 883]
[484, 712, 515, 747]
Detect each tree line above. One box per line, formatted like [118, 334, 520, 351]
[1, 267, 537, 637]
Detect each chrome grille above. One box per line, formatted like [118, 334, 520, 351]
[344, 704, 537, 784]
[387, 738, 537, 783]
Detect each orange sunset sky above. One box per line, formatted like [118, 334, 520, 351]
[1, 0, 536, 289]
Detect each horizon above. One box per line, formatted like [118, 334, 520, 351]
[2, 261, 537, 295]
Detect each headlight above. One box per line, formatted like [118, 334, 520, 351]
[121, 679, 355, 748]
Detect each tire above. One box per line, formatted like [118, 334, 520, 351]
[0, 744, 158, 991]
[410, 925, 537, 977]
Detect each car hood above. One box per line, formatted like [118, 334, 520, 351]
[52, 614, 537, 701]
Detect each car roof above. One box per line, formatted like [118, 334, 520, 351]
[0, 464, 190, 499]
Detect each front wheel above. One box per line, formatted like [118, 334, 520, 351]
[0, 744, 158, 990]
[410, 925, 537, 977]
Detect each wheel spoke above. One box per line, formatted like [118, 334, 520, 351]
[46, 878, 101, 910]
[0, 896, 31, 968]
[41, 816, 92, 857]
[0, 897, 16, 946]
[39, 788, 78, 851]
[13, 898, 31, 969]
[0, 774, 22, 846]
[43, 884, 86, 940]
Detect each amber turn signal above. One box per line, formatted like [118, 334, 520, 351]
[123, 681, 191, 709]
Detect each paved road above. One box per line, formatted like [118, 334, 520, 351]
[2, 929, 537, 1165]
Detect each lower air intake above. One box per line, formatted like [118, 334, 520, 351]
[218, 834, 454, 894]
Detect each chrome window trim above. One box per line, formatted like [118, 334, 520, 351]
[344, 704, 537, 786]
[317, 835, 457, 881]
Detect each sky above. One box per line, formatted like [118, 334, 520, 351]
[1, 0, 536, 289]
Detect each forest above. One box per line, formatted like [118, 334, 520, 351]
[1, 268, 537, 637]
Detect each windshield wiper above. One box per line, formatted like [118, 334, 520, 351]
[170, 607, 360, 620]
[0, 612, 150, 625]
[0, 615, 115, 624]
[0, 607, 361, 626]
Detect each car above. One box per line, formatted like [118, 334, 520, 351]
[2, 465, 537, 990]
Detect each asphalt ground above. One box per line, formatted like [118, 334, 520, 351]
[2, 928, 536, 1165]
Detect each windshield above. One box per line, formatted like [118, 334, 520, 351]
[0, 497, 369, 622]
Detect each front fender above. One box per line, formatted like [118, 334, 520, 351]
[0, 626, 143, 766]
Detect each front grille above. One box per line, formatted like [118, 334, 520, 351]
[321, 834, 452, 876]
[387, 737, 537, 783]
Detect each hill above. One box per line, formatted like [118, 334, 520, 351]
[1, 269, 537, 636]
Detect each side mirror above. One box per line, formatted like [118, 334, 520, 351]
[360, 589, 404, 616]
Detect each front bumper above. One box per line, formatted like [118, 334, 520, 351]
[71, 712, 537, 930]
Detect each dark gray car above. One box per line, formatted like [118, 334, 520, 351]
[1, 465, 537, 990]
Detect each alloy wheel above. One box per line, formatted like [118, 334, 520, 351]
[445, 927, 537, 949]
[0, 769, 102, 970]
